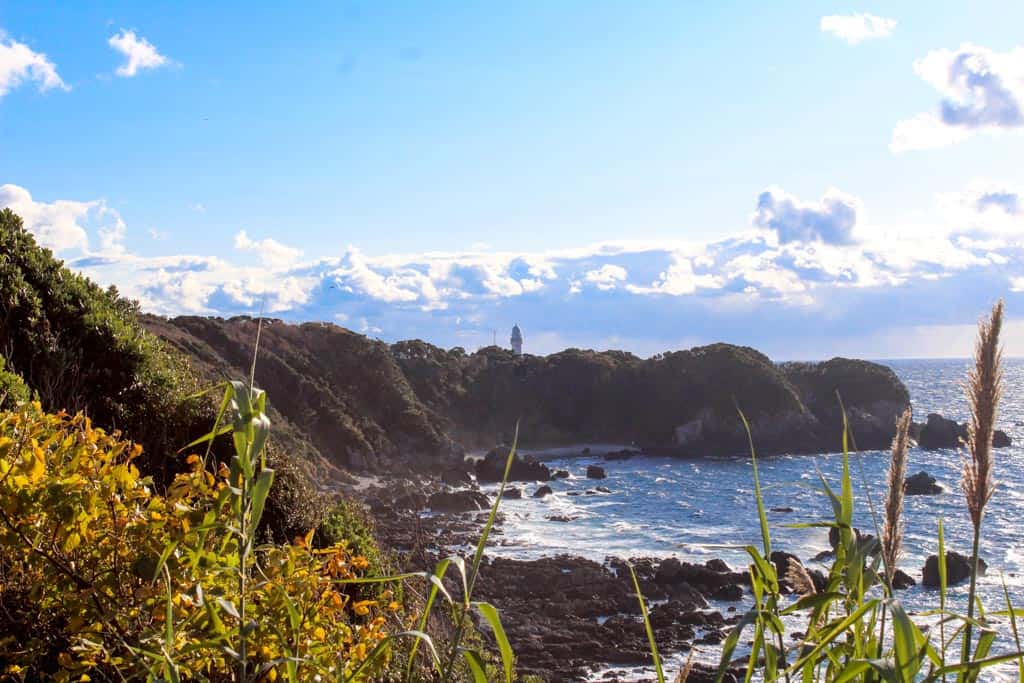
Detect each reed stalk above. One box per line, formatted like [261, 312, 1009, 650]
[960, 300, 1003, 669]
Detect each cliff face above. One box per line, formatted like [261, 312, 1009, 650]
[143, 316, 451, 477]
[145, 316, 911, 475]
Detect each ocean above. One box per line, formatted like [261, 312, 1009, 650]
[478, 358, 1024, 679]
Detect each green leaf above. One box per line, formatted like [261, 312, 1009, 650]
[736, 405, 771, 559]
[248, 467, 275, 531]
[715, 608, 757, 683]
[1001, 573, 1024, 682]
[888, 599, 924, 680]
[461, 649, 489, 683]
[474, 601, 515, 683]
[406, 560, 451, 680]
[345, 630, 438, 683]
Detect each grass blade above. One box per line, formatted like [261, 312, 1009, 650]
[474, 601, 515, 683]
[736, 406, 771, 559]
[628, 562, 665, 683]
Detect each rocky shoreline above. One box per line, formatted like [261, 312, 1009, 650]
[356, 424, 1007, 683]
[363, 474, 747, 681]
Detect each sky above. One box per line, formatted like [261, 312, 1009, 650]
[2, 1, 1024, 359]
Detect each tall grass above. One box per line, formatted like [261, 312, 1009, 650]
[715, 300, 1019, 683]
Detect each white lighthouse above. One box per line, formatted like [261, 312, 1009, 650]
[510, 324, 523, 355]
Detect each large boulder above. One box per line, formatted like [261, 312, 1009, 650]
[904, 471, 943, 495]
[427, 489, 490, 513]
[440, 467, 474, 487]
[918, 414, 965, 449]
[586, 465, 607, 479]
[475, 448, 551, 483]
[922, 551, 987, 587]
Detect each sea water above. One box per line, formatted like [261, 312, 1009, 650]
[479, 358, 1024, 680]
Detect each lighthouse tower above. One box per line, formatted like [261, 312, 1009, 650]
[510, 324, 523, 356]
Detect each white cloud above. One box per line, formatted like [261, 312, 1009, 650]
[820, 13, 896, 44]
[627, 254, 721, 296]
[8, 182, 1024, 358]
[752, 186, 861, 244]
[108, 29, 170, 77]
[234, 230, 302, 269]
[0, 32, 66, 99]
[0, 183, 123, 253]
[893, 44, 1024, 152]
[584, 264, 628, 291]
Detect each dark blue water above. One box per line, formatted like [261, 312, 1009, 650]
[481, 358, 1024, 679]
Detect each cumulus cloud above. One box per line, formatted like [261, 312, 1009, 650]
[108, 29, 170, 77]
[584, 264, 628, 291]
[0, 32, 66, 99]
[234, 230, 303, 269]
[893, 44, 1024, 152]
[820, 13, 896, 44]
[752, 187, 861, 244]
[0, 183, 123, 253]
[6, 182, 1024, 358]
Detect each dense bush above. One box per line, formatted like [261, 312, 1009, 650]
[0, 208, 207, 483]
[0, 403, 404, 682]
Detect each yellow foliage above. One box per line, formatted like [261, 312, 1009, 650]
[0, 405, 404, 681]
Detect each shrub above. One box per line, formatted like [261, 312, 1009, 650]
[0, 403, 405, 682]
[0, 208, 208, 484]
[0, 356, 28, 408]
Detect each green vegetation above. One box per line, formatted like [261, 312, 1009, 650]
[716, 301, 1018, 682]
[0, 210, 320, 542]
[0, 356, 29, 409]
[0, 208, 206, 481]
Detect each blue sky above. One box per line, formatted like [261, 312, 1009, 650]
[2, 1, 1024, 358]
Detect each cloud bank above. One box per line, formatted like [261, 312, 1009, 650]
[3, 182, 1022, 360]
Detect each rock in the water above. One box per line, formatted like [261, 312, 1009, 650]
[532, 485, 553, 498]
[893, 569, 916, 590]
[475, 447, 551, 483]
[918, 413, 963, 449]
[711, 584, 744, 601]
[504, 486, 522, 499]
[440, 468, 474, 487]
[918, 413, 1013, 449]
[604, 449, 637, 461]
[595, 485, 611, 493]
[770, 506, 795, 513]
[428, 489, 490, 513]
[546, 514, 577, 523]
[586, 465, 607, 479]
[922, 551, 987, 587]
[904, 471, 943, 495]
[552, 469, 570, 479]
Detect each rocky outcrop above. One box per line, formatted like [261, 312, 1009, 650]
[144, 315, 454, 477]
[586, 465, 607, 479]
[148, 316, 915, 475]
[922, 551, 988, 587]
[427, 489, 490, 513]
[904, 471, 943, 495]
[532, 485, 553, 498]
[472, 555, 743, 681]
[474, 448, 551, 483]
[915, 413, 1012, 450]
